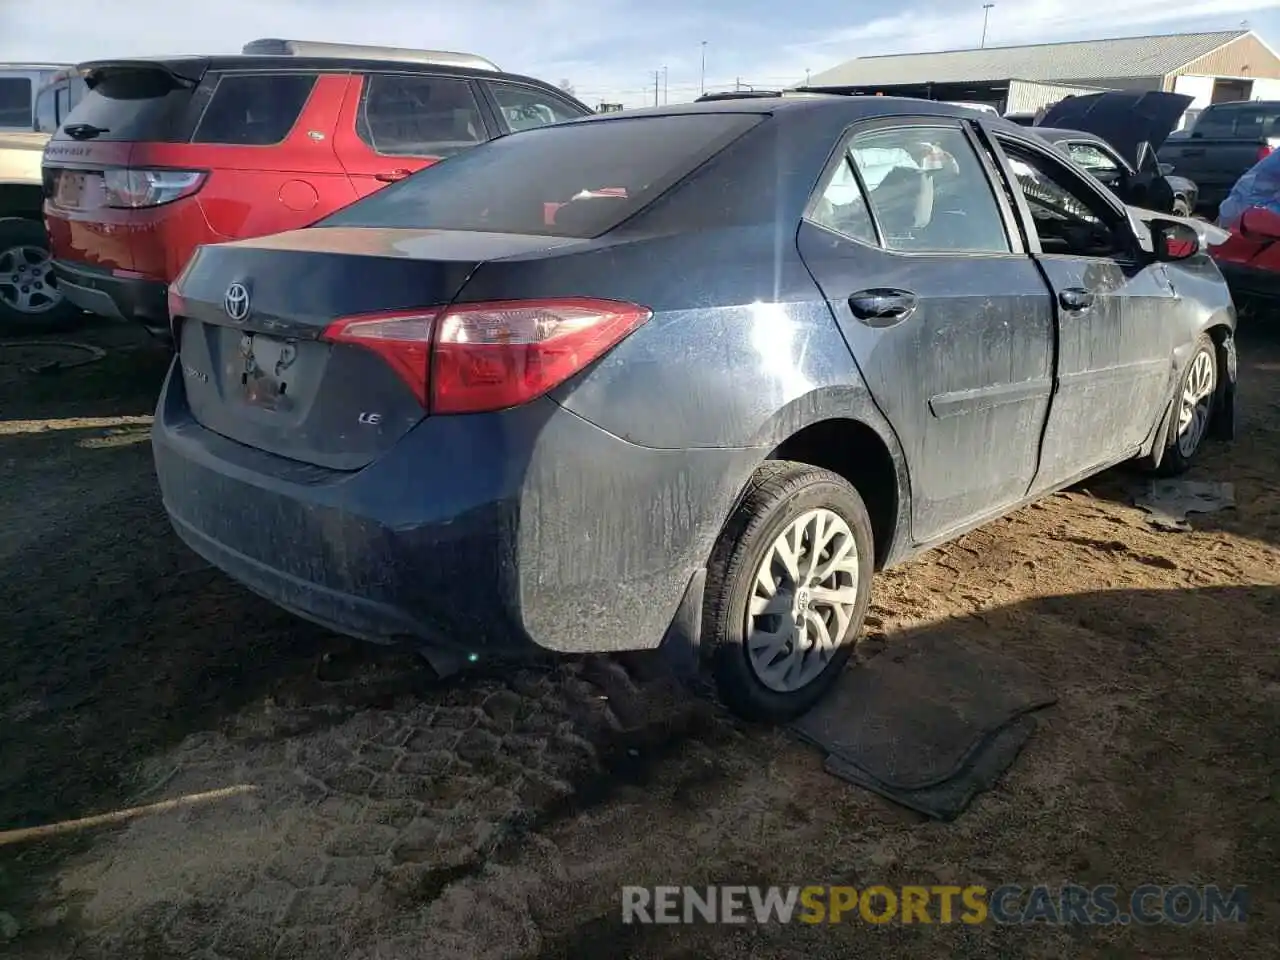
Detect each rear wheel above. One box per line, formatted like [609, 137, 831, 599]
[1150, 333, 1217, 476]
[704, 461, 874, 723]
[0, 218, 82, 333]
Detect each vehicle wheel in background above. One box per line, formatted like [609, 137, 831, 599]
[1172, 198, 1191, 218]
[0, 217, 83, 333]
[1149, 332, 1217, 476]
[703, 461, 874, 723]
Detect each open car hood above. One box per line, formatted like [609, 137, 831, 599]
[1038, 91, 1194, 170]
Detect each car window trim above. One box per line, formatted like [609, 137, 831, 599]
[984, 128, 1138, 263]
[479, 80, 590, 135]
[355, 70, 496, 158]
[190, 69, 321, 148]
[803, 114, 1026, 258]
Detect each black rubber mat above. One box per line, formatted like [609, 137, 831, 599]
[791, 634, 1056, 821]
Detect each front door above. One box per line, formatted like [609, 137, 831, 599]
[988, 131, 1180, 491]
[333, 72, 493, 198]
[797, 118, 1056, 542]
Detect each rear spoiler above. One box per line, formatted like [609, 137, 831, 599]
[76, 58, 207, 88]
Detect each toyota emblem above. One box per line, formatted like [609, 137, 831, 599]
[224, 282, 251, 321]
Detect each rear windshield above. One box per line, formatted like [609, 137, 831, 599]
[319, 112, 763, 238]
[58, 68, 195, 142]
[1194, 103, 1280, 138]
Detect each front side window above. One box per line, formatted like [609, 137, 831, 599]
[999, 139, 1125, 258]
[193, 73, 317, 145]
[846, 125, 1010, 253]
[358, 74, 486, 158]
[486, 83, 587, 133]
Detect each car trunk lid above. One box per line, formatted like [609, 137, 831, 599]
[1038, 90, 1194, 170]
[171, 226, 586, 471]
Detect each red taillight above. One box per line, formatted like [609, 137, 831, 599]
[103, 168, 206, 208]
[1258, 141, 1277, 162]
[321, 298, 651, 414]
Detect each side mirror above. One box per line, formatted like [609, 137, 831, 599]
[1149, 217, 1201, 261]
[1135, 140, 1156, 173]
[1157, 162, 1175, 176]
[1240, 207, 1280, 242]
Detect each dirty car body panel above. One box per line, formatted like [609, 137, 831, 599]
[152, 98, 1236, 667]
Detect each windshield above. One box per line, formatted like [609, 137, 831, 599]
[319, 112, 763, 238]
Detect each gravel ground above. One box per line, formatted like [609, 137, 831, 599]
[1, 317, 1277, 959]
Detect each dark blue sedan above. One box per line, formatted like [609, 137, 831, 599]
[155, 97, 1237, 722]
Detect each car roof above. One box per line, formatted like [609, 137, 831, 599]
[578, 95, 1013, 124]
[74, 54, 570, 95]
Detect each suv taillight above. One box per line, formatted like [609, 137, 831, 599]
[103, 168, 206, 208]
[322, 298, 652, 413]
[1258, 140, 1278, 162]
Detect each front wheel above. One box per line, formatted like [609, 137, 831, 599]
[703, 461, 874, 723]
[1150, 333, 1217, 476]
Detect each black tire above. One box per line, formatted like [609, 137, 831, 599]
[0, 217, 83, 334]
[704, 460, 875, 723]
[1149, 333, 1217, 477]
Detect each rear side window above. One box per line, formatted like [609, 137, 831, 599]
[486, 82, 588, 132]
[193, 73, 317, 145]
[59, 68, 195, 142]
[1195, 104, 1280, 138]
[0, 77, 32, 128]
[357, 74, 486, 158]
[322, 112, 761, 237]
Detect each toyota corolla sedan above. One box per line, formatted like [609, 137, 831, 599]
[155, 97, 1237, 722]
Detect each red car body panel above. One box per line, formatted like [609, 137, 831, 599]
[1213, 207, 1280, 303]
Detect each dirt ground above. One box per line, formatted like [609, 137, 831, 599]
[1, 317, 1278, 959]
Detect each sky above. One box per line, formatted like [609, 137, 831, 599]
[2, 0, 1279, 108]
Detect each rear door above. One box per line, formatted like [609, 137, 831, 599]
[333, 71, 494, 196]
[797, 117, 1056, 543]
[986, 128, 1181, 490]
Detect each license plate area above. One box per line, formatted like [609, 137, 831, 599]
[51, 171, 103, 210]
[239, 332, 302, 411]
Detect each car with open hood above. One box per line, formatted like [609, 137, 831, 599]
[1035, 91, 1197, 216]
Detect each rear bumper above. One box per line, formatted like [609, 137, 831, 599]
[52, 260, 168, 328]
[1216, 260, 1280, 303]
[152, 362, 758, 658]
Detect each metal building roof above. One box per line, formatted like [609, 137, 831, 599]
[807, 30, 1249, 88]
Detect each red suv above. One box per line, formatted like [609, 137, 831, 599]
[42, 40, 592, 334]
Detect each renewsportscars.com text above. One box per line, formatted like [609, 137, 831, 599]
[621, 884, 1249, 925]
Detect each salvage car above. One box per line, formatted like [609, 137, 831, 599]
[1212, 146, 1280, 307]
[155, 98, 1237, 722]
[1034, 90, 1198, 216]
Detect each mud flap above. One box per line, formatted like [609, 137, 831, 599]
[657, 567, 706, 682]
[1210, 331, 1237, 441]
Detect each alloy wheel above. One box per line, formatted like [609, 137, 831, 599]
[745, 507, 860, 693]
[1175, 348, 1216, 458]
[0, 244, 63, 315]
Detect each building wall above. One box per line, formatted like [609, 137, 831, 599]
[1172, 33, 1280, 81]
[1052, 76, 1163, 92]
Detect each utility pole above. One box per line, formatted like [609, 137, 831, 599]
[663, 65, 668, 104]
[700, 41, 708, 95]
[805, 68, 811, 86]
[980, 3, 995, 49]
[735, 77, 741, 91]
[653, 70, 660, 106]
